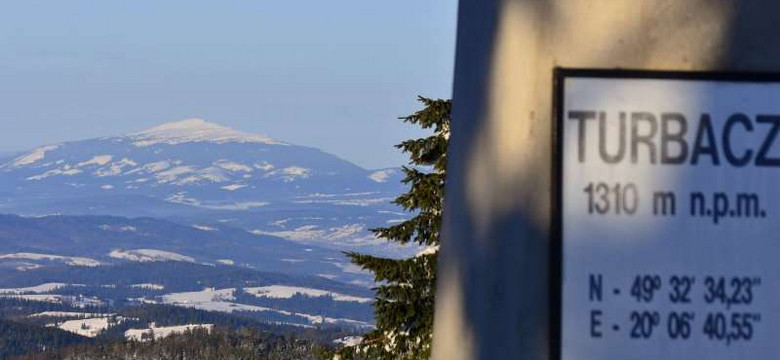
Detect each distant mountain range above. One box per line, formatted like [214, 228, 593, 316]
[0, 119, 419, 338]
[0, 213, 369, 286]
[0, 119, 421, 336]
[0, 119, 410, 256]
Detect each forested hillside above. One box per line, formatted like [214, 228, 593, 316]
[9, 327, 329, 360]
[0, 298, 360, 360]
[0, 320, 90, 360]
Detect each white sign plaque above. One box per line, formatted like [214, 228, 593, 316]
[557, 70, 780, 360]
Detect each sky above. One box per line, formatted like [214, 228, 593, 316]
[0, 1, 457, 169]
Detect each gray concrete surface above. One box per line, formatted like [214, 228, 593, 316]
[432, 1, 780, 359]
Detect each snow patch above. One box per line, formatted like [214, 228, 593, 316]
[161, 288, 370, 327]
[0, 253, 101, 267]
[368, 169, 396, 183]
[415, 245, 440, 257]
[99, 225, 136, 232]
[283, 166, 310, 176]
[204, 202, 270, 210]
[298, 192, 379, 199]
[192, 225, 217, 232]
[109, 249, 195, 263]
[9, 145, 60, 167]
[221, 184, 247, 191]
[0, 283, 68, 294]
[128, 119, 285, 147]
[326, 224, 365, 240]
[245, 285, 372, 303]
[281, 258, 305, 263]
[27, 166, 83, 181]
[126, 161, 171, 175]
[13, 263, 43, 271]
[163, 287, 236, 303]
[254, 224, 367, 244]
[254, 162, 274, 171]
[58, 316, 131, 338]
[266, 166, 312, 182]
[164, 192, 200, 207]
[294, 197, 394, 207]
[77, 155, 113, 167]
[94, 158, 137, 177]
[253, 225, 324, 241]
[167, 193, 270, 210]
[155, 166, 196, 183]
[333, 336, 363, 347]
[176, 167, 230, 185]
[214, 159, 253, 173]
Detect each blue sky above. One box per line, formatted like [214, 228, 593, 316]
[0, 1, 457, 169]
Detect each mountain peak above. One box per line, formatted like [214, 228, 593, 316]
[147, 118, 210, 131]
[128, 119, 285, 147]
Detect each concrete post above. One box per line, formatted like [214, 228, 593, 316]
[432, 1, 780, 360]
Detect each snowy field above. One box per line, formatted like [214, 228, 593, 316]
[245, 285, 372, 303]
[55, 316, 132, 338]
[109, 249, 195, 263]
[0, 253, 101, 267]
[0, 283, 67, 294]
[160, 287, 371, 327]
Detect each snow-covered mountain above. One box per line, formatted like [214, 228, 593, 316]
[0, 119, 409, 255]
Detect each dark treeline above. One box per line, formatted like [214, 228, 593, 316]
[10, 327, 332, 360]
[0, 298, 109, 321]
[0, 302, 363, 360]
[115, 305, 361, 342]
[0, 292, 365, 359]
[233, 290, 374, 322]
[0, 319, 91, 360]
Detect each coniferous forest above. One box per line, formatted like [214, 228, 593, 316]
[0, 298, 360, 360]
[9, 327, 330, 360]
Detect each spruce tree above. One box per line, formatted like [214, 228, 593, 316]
[339, 96, 450, 360]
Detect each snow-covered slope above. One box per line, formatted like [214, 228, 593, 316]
[0, 253, 100, 267]
[127, 119, 284, 147]
[0, 119, 408, 256]
[109, 249, 196, 263]
[245, 285, 373, 303]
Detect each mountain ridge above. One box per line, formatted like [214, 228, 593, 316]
[0, 213, 365, 280]
[0, 119, 410, 256]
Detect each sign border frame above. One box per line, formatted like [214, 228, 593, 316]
[550, 67, 780, 360]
